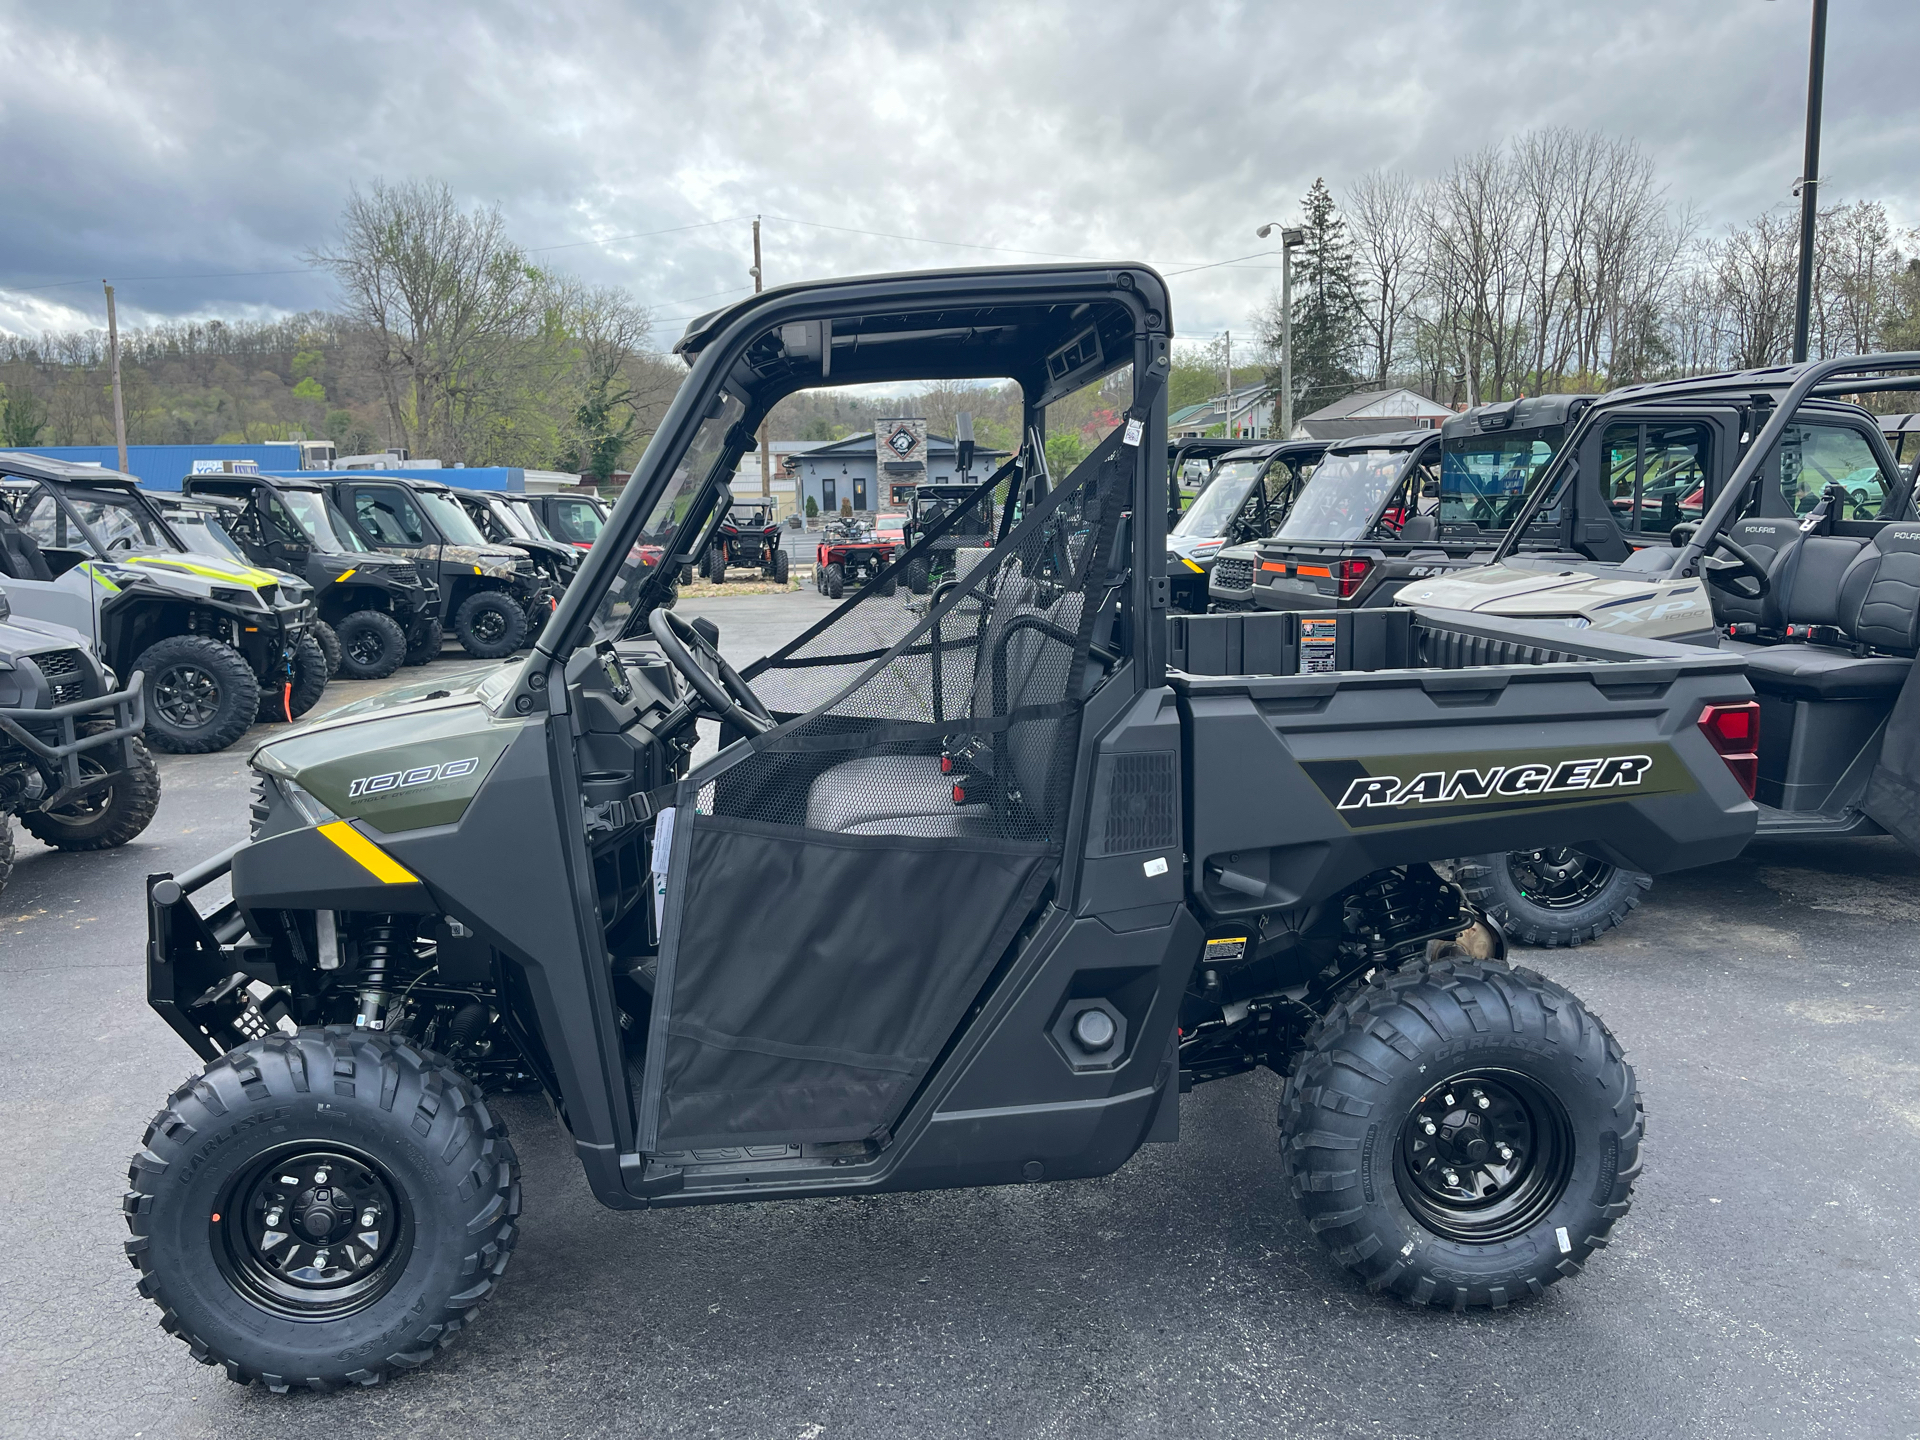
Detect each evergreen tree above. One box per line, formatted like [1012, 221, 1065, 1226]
[1263, 178, 1362, 422]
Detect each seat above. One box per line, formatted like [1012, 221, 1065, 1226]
[805, 755, 994, 837]
[1711, 518, 1802, 628]
[0, 512, 54, 582]
[1722, 640, 1911, 702]
[1396, 514, 1437, 543]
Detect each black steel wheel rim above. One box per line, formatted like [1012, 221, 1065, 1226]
[153, 663, 223, 729]
[1507, 848, 1617, 911]
[1394, 1069, 1574, 1243]
[41, 753, 112, 821]
[212, 1143, 413, 1320]
[470, 605, 507, 643]
[346, 628, 387, 666]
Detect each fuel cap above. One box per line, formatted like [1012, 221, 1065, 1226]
[1072, 1008, 1117, 1051]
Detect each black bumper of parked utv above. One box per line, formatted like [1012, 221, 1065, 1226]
[0, 670, 145, 808]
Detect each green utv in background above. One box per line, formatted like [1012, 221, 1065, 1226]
[132, 263, 1760, 1391]
[0, 453, 321, 753]
[0, 584, 156, 896]
[320, 474, 554, 660]
[183, 474, 439, 679]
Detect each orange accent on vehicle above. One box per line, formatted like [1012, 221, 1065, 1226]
[1295, 564, 1332, 578]
[1259, 561, 1287, 573]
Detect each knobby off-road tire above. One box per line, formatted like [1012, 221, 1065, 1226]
[707, 546, 727, 585]
[772, 548, 790, 585]
[0, 817, 13, 897]
[310, 620, 343, 680]
[1280, 957, 1642, 1310]
[137, 635, 260, 755]
[452, 590, 527, 660]
[403, 616, 444, 668]
[124, 1028, 521, 1393]
[19, 736, 160, 850]
[257, 635, 330, 722]
[823, 562, 844, 599]
[334, 611, 409, 680]
[903, 558, 930, 595]
[1455, 851, 1652, 948]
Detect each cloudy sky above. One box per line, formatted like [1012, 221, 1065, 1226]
[3, 0, 1916, 348]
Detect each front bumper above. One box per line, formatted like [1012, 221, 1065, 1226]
[0, 671, 145, 807]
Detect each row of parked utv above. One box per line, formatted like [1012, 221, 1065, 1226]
[0, 451, 609, 895]
[1167, 362, 1920, 946]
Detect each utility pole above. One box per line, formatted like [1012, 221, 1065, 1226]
[103, 282, 129, 473]
[1791, 0, 1829, 364]
[752, 216, 771, 499]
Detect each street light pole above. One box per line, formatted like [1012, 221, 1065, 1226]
[102, 281, 128, 474]
[1256, 224, 1307, 437]
[1222, 330, 1232, 438]
[1791, 0, 1829, 364]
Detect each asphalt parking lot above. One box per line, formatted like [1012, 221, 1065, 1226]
[4, 592, 1917, 1440]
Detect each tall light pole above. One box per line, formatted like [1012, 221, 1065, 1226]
[1257, 224, 1306, 436]
[1221, 330, 1232, 438]
[752, 216, 770, 498]
[102, 281, 128, 474]
[1791, 0, 1829, 364]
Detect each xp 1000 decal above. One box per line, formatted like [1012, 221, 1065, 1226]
[1301, 743, 1696, 829]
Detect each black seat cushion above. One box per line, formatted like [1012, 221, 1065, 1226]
[1724, 639, 1912, 702]
[1839, 525, 1920, 656]
[0, 512, 54, 582]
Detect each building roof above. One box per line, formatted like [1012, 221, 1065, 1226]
[1300, 387, 1453, 422]
[792, 431, 1007, 461]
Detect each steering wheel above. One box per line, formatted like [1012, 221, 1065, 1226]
[647, 607, 776, 735]
[1702, 533, 1769, 601]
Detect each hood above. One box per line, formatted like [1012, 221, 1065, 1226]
[252, 662, 524, 834]
[0, 608, 92, 655]
[1399, 563, 1680, 619]
[114, 550, 283, 591]
[389, 542, 526, 580]
[1167, 532, 1231, 562]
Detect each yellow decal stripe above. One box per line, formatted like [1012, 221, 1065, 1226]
[1180, 556, 1206, 573]
[335, 568, 357, 583]
[318, 821, 419, 885]
[122, 555, 278, 587]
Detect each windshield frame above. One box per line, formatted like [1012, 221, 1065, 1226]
[1439, 427, 1567, 534]
[414, 488, 491, 548]
[31, 481, 184, 558]
[1172, 459, 1264, 538]
[275, 485, 369, 554]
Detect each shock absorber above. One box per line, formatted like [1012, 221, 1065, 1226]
[356, 919, 403, 1031]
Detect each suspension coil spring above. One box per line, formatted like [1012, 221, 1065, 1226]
[356, 919, 403, 1031]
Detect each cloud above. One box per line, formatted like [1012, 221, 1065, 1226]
[0, 0, 1915, 343]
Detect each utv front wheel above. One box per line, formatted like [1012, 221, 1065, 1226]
[904, 558, 930, 594]
[310, 620, 343, 679]
[19, 737, 160, 850]
[334, 611, 409, 679]
[1455, 850, 1652, 948]
[125, 1029, 521, 1392]
[258, 635, 330, 722]
[137, 635, 260, 754]
[1280, 957, 1641, 1309]
[0, 817, 13, 897]
[452, 590, 527, 660]
[403, 616, 444, 667]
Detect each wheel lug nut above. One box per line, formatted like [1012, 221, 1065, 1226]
[1475, 1094, 1490, 1110]
[360, 1210, 376, 1227]
[1421, 1119, 1436, 1135]
[1498, 1144, 1513, 1161]
[1443, 1170, 1460, 1187]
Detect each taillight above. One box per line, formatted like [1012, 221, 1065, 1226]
[1698, 701, 1760, 798]
[1335, 557, 1373, 598]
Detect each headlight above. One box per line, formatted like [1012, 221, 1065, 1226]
[213, 586, 264, 609]
[278, 776, 339, 825]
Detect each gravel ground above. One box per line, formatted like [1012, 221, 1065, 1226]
[3, 597, 1916, 1440]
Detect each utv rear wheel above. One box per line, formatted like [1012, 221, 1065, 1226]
[0, 816, 15, 896]
[124, 1028, 521, 1393]
[772, 548, 790, 585]
[452, 590, 527, 660]
[904, 558, 930, 594]
[1455, 851, 1652, 948]
[310, 620, 343, 679]
[137, 635, 260, 754]
[823, 562, 844, 599]
[876, 568, 897, 597]
[334, 611, 408, 680]
[1280, 957, 1641, 1310]
[707, 546, 727, 585]
[19, 737, 160, 850]
[403, 616, 444, 667]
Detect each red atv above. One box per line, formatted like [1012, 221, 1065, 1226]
[814, 516, 896, 598]
[706, 501, 789, 584]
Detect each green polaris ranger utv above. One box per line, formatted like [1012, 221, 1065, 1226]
[131, 264, 1761, 1392]
[0, 454, 321, 753]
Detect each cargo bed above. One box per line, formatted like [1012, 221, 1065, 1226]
[1170, 607, 1759, 914]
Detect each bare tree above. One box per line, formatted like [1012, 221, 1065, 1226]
[1346, 169, 1422, 386]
